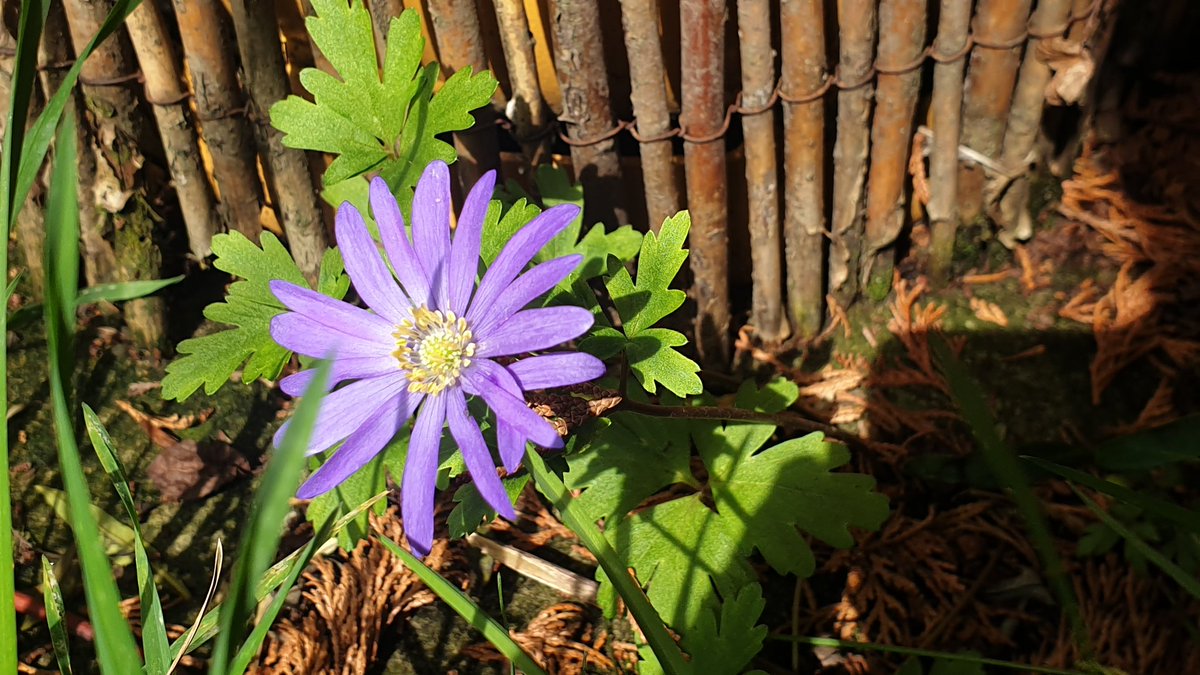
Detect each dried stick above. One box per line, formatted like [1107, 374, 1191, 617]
[620, 0, 681, 232]
[425, 0, 500, 189]
[680, 0, 731, 367]
[126, 0, 219, 260]
[928, 0, 972, 281]
[366, 0, 405, 64]
[549, 0, 626, 227]
[229, 0, 329, 283]
[780, 0, 827, 339]
[862, 0, 926, 298]
[171, 0, 263, 241]
[62, 0, 165, 346]
[736, 0, 786, 342]
[989, 0, 1072, 245]
[828, 0, 877, 307]
[955, 0, 1032, 224]
[494, 0, 552, 164]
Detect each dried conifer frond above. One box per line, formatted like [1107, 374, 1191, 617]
[462, 602, 640, 674]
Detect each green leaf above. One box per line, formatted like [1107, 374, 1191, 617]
[1094, 414, 1200, 471]
[40, 557, 71, 675]
[685, 583, 767, 675]
[607, 212, 690, 336]
[626, 328, 703, 397]
[271, 6, 496, 197]
[161, 232, 329, 401]
[306, 432, 408, 550]
[481, 199, 541, 265]
[447, 474, 530, 539]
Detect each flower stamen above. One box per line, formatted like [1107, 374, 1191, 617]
[394, 306, 476, 394]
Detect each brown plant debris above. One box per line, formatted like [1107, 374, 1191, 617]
[462, 602, 640, 674]
[969, 297, 1010, 327]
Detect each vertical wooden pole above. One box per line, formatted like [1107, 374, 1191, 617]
[862, 0, 926, 298]
[62, 0, 164, 347]
[828, 0, 876, 307]
[928, 0, 972, 281]
[229, 0, 330, 282]
[736, 0, 785, 342]
[172, 0, 264, 241]
[126, 0, 220, 261]
[679, 0, 730, 366]
[367, 0, 406, 63]
[956, 0, 1032, 225]
[426, 0, 501, 188]
[620, 0, 681, 232]
[780, 0, 826, 339]
[990, 0, 1072, 245]
[549, 0, 627, 227]
[495, 0, 553, 163]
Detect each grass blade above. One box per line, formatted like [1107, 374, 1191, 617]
[378, 535, 548, 675]
[208, 359, 331, 674]
[44, 109, 141, 672]
[83, 404, 171, 673]
[75, 276, 185, 306]
[40, 557, 72, 675]
[523, 448, 690, 675]
[931, 337, 1087, 652]
[169, 540, 222, 674]
[769, 635, 1084, 675]
[5, 271, 22, 302]
[1072, 486, 1200, 599]
[1024, 456, 1200, 534]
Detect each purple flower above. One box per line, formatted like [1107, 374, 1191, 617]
[269, 161, 605, 556]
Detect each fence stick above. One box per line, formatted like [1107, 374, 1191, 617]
[366, 0, 405, 65]
[549, 0, 626, 227]
[989, 0, 1072, 245]
[828, 0, 876, 306]
[928, 0, 973, 281]
[956, 0, 1032, 225]
[126, 0, 219, 261]
[862, 0, 926, 298]
[170, 0, 263, 243]
[62, 0, 165, 346]
[494, 0, 552, 164]
[620, 0, 681, 232]
[229, 0, 329, 283]
[680, 0, 730, 366]
[780, 0, 827, 339]
[736, 0, 786, 342]
[426, 0, 501, 188]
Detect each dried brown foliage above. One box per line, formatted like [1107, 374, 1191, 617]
[462, 602, 641, 674]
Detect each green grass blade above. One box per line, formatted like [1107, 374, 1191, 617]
[75, 276, 185, 306]
[83, 404, 171, 673]
[1072, 486, 1200, 599]
[1024, 456, 1200, 534]
[931, 337, 1088, 652]
[209, 359, 331, 674]
[44, 110, 141, 672]
[377, 535, 548, 675]
[40, 557, 72, 675]
[769, 635, 1084, 675]
[5, 271, 22, 302]
[1, 3, 53, 668]
[523, 448, 690, 675]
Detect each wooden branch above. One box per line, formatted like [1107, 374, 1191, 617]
[680, 0, 731, 366]
[171, 0, 263, 241]
[828, 0, 877, 307]
[780, 0, 827, 339]
[862, 0, 927, 295]
[126, 0, 219, 260]
[366, 0, 405, 65]
[928, 0, 972, 281]
[494, 0, 552, 163]
[228, 0, 329, 283]
[736, 0, 786, 342]
[619, 0, 681, 232]
[549, 0, 626, 227]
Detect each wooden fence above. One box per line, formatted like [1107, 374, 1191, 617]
[0, 0, 1116, 363]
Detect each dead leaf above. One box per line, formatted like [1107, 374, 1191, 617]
[147, 439, 252, 503]
[1038, 37, 1095, 106]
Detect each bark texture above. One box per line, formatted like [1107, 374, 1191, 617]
[495, 0, 552, 163]
[928, 0, 972, 281]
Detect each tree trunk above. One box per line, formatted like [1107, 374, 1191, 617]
[928, 0, 972, 281]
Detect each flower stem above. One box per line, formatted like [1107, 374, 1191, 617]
[523, 448, 690, 675]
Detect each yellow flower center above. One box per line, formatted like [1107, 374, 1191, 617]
[394, 306, 476, 394]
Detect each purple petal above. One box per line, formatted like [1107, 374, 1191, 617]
[445, 388, 515, 521]
[462, 360, 562, 450]
[270, 280, 395, 335]
[273, 372, 412, 455]
[402, 394, 448, 558]
[496, 422, 527, 475]
[447, 170, 495, 315]
[506, 353, 607, 390]
[412, 161, 452, 309]
[336, 203, 411, 324]
[477, 306, 594, 358]
[371, 177, 430, 306]
[471, 255, 582, 335]
[466, 204, 580, 322]
[278, 355, 398, 397]
[271, 313, 394, 360]
[296, 392, 414, 499]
